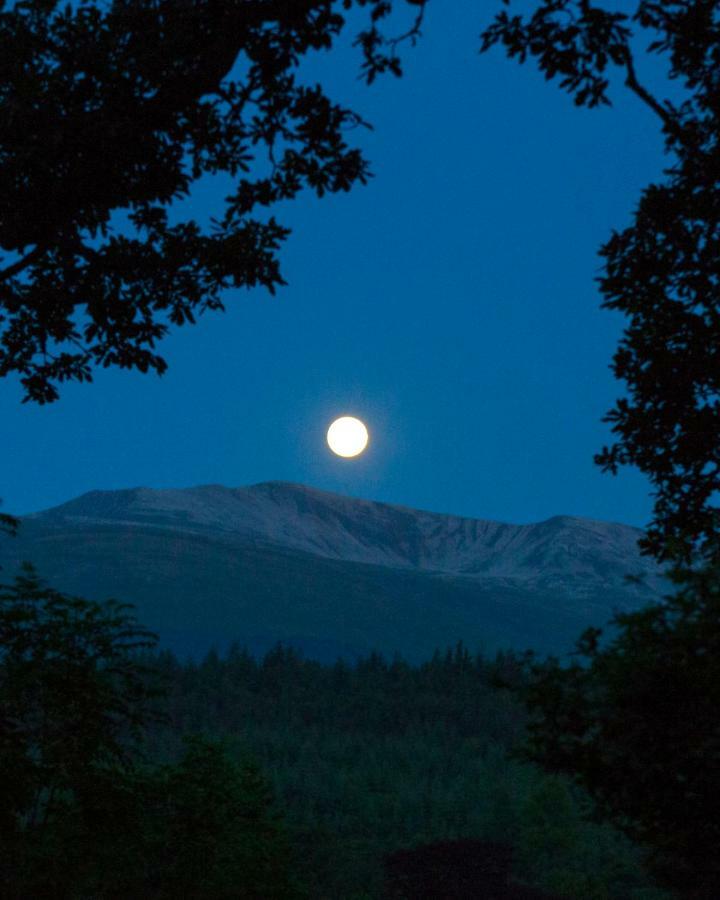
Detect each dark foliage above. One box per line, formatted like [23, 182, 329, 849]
[382, 838, 562, 899]
[481, 6, 720, 895]
[0, 511, 17, 537]
[0, 563, 159, 893]
[0, 558, 670, 898]
[147, 640, 668, 899]
[136, 735, 303, 899]
[0, 497, 18, 538]
[483, 0, 720, 567]
[153, 640, 530, 743]
[517, 563, 720, 898]
[0, 0, 425, 403]
[0, 567, 302, 898]
[0, 562, 159, 826]
[1, 736, 304, 899]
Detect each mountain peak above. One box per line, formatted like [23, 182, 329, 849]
[5, 482, 667, 661]
[25, 481, 660, 588]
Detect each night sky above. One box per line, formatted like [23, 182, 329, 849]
[0, 2, 671, 526]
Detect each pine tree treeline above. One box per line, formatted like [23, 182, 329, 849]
[0, 561, 672, 899]
[144, 641, 671, 900]
[152, 641, 528, 744]
[0, 560, 674, 898]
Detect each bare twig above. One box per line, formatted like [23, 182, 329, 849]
[388, 5, 426, 55]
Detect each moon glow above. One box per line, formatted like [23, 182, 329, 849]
[327, 416, 369, 458]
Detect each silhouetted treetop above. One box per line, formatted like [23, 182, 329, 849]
[0, 0, 425, 403]
[0, 562, 161, 849]
[0, 501, 17, 537]
[483, 1, 720, 565]
[517, 562, 720, 897]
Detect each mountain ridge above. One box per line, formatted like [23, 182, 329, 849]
[2, 481, 666, 661]
[27, 480, 660, 588]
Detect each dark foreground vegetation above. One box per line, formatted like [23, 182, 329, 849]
[1, 564, 674, 899]
[148, 641, 670, 899]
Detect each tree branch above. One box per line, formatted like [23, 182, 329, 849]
[623, 48, 690, 150]
[144, 1, 319, 116]
[0, 245, 47, 283]
[388, 4, 426, 55]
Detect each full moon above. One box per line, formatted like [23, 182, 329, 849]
[327, 416, 369, 458]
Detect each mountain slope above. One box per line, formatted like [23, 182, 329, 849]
[0, 483, 665, 661]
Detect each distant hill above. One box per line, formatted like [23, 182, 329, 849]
[0, 482, 667, 661]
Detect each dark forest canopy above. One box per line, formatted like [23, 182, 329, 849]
[0, 0, 425, 404]
[137, 640, 671, 898]
[0, 564, 669, 897]
[517, 562, 720, 899]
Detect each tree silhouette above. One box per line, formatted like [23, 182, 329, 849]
[0, 501, 17, 537]
[137, 736, 305, 899]
[0, 0, 425, 403]
[0, 565, 305, 897]
[482, 0, 720, 567]
[517, 565, 720, 898]
[0, 562, 160, 893]
[481, 4, 720, 896]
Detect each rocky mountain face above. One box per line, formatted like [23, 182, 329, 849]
[1, 482, 666, 661]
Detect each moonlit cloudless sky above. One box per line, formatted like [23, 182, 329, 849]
[0, 2, 674, 525]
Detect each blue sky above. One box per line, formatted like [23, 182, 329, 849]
[0, 2, 673, 526]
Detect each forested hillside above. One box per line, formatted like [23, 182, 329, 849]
[0, 562, 674, 897]
[145, 643, 671, 899]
